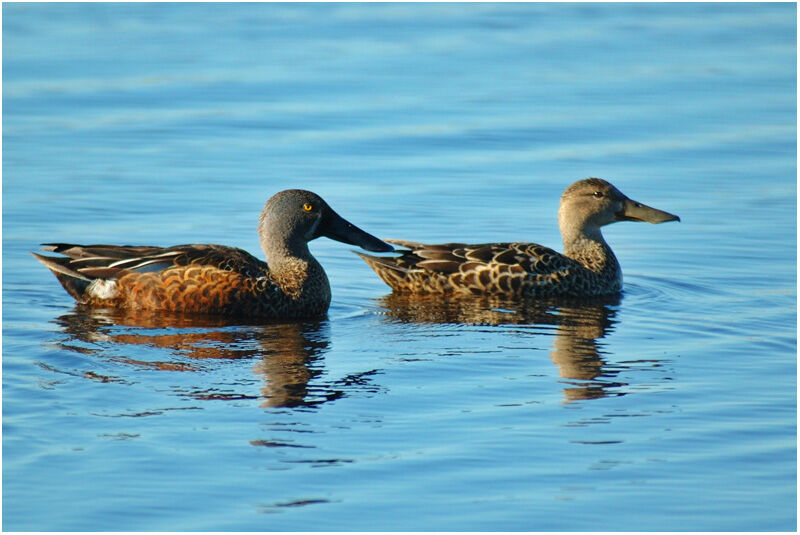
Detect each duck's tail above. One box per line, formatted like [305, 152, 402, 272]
[32, 250, 94, 301]
[31, 243, 134, 302]
[355, 251, 412, 292]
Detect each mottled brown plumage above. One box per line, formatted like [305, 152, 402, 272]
[33, 190, 392, 320]
[358, 178, 679, 297]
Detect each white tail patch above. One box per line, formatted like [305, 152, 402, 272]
[87, 279, 119, 300]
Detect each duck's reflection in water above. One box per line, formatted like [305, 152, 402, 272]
[376, 293, 625, 402]
[51, 307, 365, 408]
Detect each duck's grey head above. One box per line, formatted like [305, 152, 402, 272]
[558, 178, 680, 232]
[258, 189, 393, 256]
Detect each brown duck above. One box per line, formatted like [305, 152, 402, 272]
[33, 189, 393, 319]
[357, 178, 679, 297]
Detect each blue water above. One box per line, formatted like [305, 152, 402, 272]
[2, 3, 796, 531]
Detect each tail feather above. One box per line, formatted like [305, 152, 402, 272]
[384, 239, 425, 250]
[356, 241, 467, 294]
[31, 252, 93, 301]
[355, 251, 416, 292]
[355, 251, 410, 274]
[31, 252, 92, 281]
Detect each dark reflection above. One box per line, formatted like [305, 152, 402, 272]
[50, 306, 372, 408]
[376, 293, 625, 402]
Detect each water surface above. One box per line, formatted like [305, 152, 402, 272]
[2, 3, 796, 531]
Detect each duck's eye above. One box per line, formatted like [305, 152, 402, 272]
[592, 191, 604, 198]
[303, 203, 313, 212]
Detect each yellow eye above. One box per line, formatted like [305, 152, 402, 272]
[303, 203, 313, 212]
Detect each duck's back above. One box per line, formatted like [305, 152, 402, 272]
[358, 239, 613, 297]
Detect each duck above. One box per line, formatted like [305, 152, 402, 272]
[357, 178, 679, 297]
[33, 189, 393, 320]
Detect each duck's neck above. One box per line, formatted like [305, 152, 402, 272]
[560, 224, 621, 280]
[260, 236, 329, 301]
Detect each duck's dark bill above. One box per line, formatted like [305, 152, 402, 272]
[617, 198, 680, 224]
[321, 210, 394, 252]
